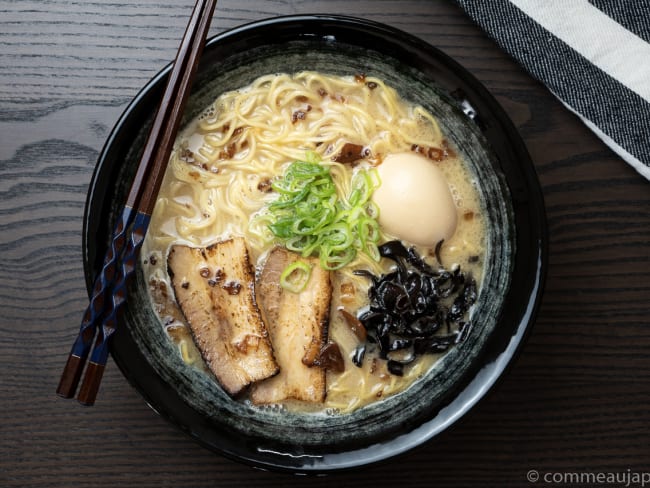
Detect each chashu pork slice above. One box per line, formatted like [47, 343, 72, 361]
[250, 247, 332, 404]
[168, 238, 279, 396]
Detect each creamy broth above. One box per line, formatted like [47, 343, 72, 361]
[141, 71, 485, 413]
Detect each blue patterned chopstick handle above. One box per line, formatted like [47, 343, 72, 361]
[76, 210, 151, 405]
[75, 206, 135, 355]
[56, 205, 135, 398]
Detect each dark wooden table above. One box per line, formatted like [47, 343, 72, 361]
[2, 1, 649, 486]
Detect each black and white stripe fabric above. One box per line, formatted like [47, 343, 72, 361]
[455, 0, 650, 180]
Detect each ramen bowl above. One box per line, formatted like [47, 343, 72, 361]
[84, 15, 547, 473]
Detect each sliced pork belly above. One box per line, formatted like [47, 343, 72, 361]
[168, 238, 278, 396]
[250, 247, 332, 404]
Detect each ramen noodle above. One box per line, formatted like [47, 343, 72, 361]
[141, 71, 485, 413]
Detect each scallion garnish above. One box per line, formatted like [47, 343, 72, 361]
[264, 155, 381, 278]
[279, 260, 313, 293]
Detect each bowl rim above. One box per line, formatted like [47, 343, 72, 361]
[83, 13, 548, 473]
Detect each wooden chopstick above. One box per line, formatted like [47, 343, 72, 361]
[57, 0, 218, 405]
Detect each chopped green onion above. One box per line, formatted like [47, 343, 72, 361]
[279, 260, 313, 293]
[262, 156, 382, 281]
[320, 247, 356, 270]
[304, 150, 321, 164]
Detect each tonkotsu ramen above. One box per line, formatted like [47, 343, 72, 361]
[141, 71, 486, 413]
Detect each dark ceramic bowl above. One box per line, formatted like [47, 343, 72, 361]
[84, 15, 547, 473]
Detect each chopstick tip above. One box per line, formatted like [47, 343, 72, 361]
[56, 354, 85, 399]
[76, 361, 106, 406]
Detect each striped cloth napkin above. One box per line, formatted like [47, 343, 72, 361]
[454, 0, 650, 180]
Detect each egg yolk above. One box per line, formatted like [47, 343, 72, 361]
[372, 152, 458, 247]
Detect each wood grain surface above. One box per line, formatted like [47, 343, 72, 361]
[1, 1, 649, 486]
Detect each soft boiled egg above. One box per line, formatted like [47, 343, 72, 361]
[372, 152, 458, 247]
